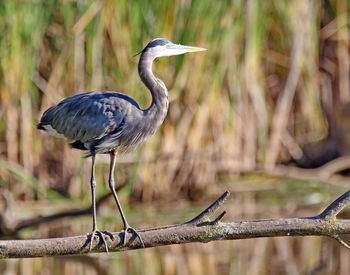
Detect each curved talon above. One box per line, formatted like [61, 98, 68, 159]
[123, 226, 145, 247]
[101, 230, 115, 241]
[88, 229, 112, 253]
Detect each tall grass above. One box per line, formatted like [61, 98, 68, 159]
[0, 0, 349, 274]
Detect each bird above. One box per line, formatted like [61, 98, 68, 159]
[37, 38, 206, 252]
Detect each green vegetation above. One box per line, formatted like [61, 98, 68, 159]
[0, 0, 349, 274]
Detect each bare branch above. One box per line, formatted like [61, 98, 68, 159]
[269, 163, 350, 186]
[318, 190, 350, 219]
[333, 235, 350, 251]
[185, 191, 230, 224]
[1, 190, 350, 258]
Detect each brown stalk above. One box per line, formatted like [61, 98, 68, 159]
[265, 1, 310, 171]
[1, 190, 350, 258]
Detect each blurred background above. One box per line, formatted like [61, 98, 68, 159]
[0, 0, 350, 274]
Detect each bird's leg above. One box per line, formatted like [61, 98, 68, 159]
[88, 154, 113, 253]
[109, 151, 145, 247]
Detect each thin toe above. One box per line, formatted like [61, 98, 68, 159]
[101, 230, 115, 241]
[88, 230, 112, 253]
[123, 227, 145, 248]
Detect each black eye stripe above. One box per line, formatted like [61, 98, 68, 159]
[147, 39, 170, 48]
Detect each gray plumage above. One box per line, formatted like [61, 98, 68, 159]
[37, 38, 206, 252]
[39, 91, 148, 154]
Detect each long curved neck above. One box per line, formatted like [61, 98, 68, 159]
[138, 51, 169, 127]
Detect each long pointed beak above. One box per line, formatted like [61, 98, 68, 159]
[169, 44, 206, 53]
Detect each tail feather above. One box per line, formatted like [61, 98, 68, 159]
[69, 140, 87, 150]
[37, 122, 47, 130]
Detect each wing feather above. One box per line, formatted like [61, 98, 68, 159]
[38, 92, 135, 143]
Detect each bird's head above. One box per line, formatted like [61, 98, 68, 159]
[140, 38, 206, 59]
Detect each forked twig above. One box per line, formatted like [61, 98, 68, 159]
[318, 190, 350, 220]
[334, 235, 350, 250]
[185, 191, 230, 224]
[315, 190, 350, 250]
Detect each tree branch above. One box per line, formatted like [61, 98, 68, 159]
[1, 190, 350, 258]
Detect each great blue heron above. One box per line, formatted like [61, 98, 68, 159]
[37, 38, 206, 252]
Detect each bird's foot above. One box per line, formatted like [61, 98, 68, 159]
[122, 226, 145, 248]
[88, 229, 114, 253]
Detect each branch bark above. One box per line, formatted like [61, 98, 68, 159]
[1, 190, 350, 258]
